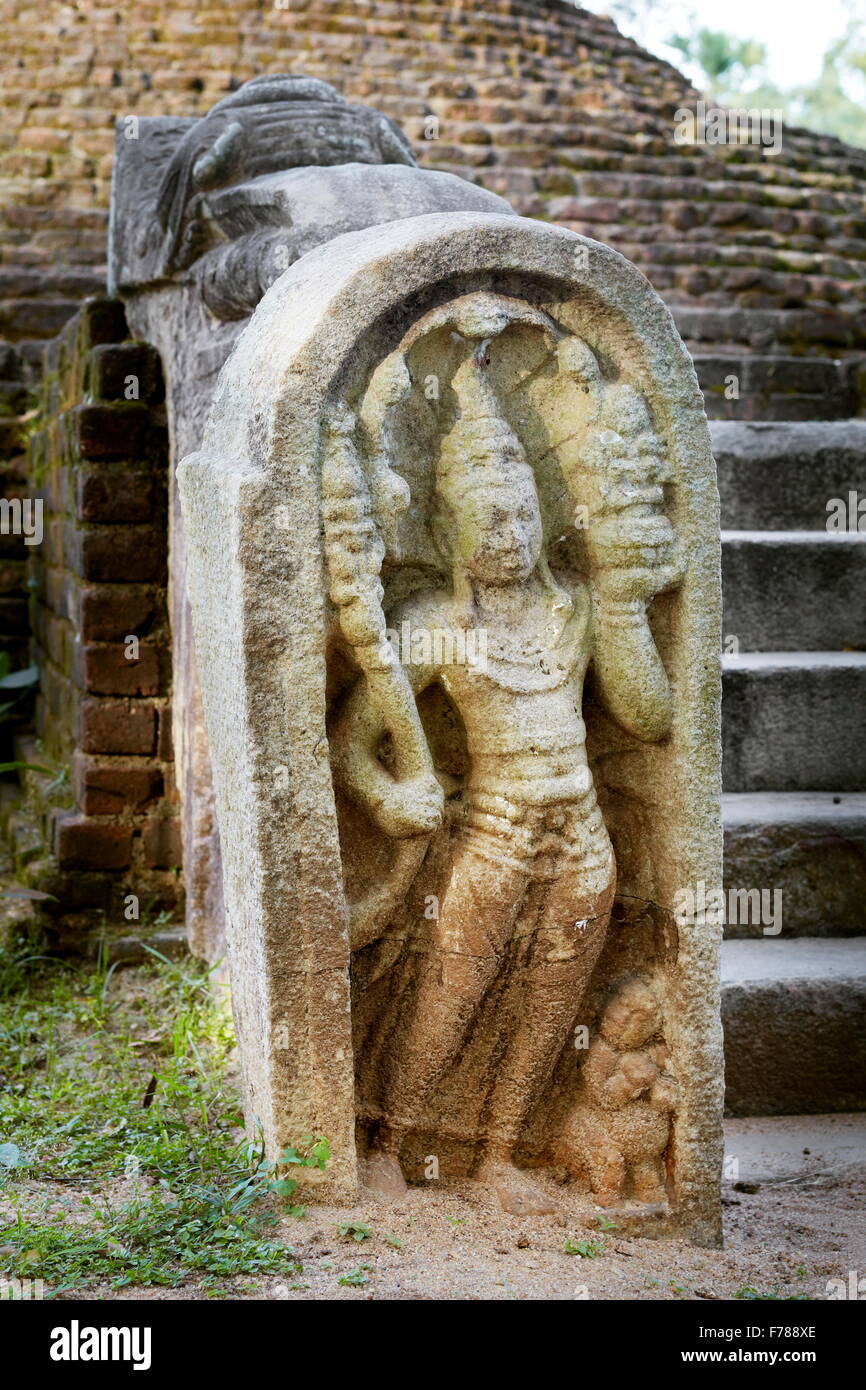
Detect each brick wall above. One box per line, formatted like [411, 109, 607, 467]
[5, 296, 182, 948]
[1, 0, 865, 370]
[0, 343, 35, 690]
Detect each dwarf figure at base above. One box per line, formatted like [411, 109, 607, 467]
[557, 975, 678, 1207]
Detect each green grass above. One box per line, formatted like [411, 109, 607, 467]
[0, 944, 314, 1294]
[564, 1237, 604, 1258]
[338, 1220, 371, 1243]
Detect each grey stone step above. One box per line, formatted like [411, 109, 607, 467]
[723, 792, 866, 937]
[721, 938, 866, 1115]
[696, 354, 859, 422]
[721, 530, 866, 651]
[723, 1112, 866, 1182]
[722, 652, 866, 792]
[710, 419, 866, 530]
[675, 306, 866, 353]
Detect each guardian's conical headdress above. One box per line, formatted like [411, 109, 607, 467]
[436, 350, 534, 503]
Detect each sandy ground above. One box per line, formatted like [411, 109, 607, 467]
[66, 1114, 862, 1302]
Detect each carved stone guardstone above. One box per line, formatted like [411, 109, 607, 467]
[178, 211, 723, 1243]
[108, 75, 512, 959]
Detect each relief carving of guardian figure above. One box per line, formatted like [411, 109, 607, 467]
[324, 294, 684, 1215]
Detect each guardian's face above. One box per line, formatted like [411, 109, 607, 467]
[451, 475, 543, 585]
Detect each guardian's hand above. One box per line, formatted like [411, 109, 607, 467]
[370, 773, 444, 838]
[590, 513, 685, 603]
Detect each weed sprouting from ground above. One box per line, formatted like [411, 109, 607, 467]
[0, 949, 318, 1293]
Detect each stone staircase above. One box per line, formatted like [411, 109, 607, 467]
[714, 419, 866, 1115]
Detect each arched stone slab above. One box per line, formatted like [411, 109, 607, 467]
[178, 211, 723, 1242]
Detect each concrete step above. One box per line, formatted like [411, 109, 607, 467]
[711, 420, 866, 530]
[721, 937, 866, 1115]
[721, 531, 866, 651]
[723, 792, 866, 937]
[722, 652, 866, 792]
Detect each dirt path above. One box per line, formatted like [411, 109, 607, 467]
[93, 1149, 865, 1302]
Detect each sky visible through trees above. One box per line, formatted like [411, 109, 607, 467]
[581, 0, 866, 149]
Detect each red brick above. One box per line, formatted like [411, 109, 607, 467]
[73, 525, 166, 583]
[77, 297, 127, 349]
[54, 813, 133, 870]
[73, 403, 154, 461]
[88, 342, 163, 404]
[76, 468, 158, 523]
[78, 584, 158, 641]
[79, 698, 156, 755]
[75, 642, 163, 696]
[73, 751, 163, 814]
[142, 816, 182, 869]
[156, 705, 174, 762]
[27, 867, 112, 916]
